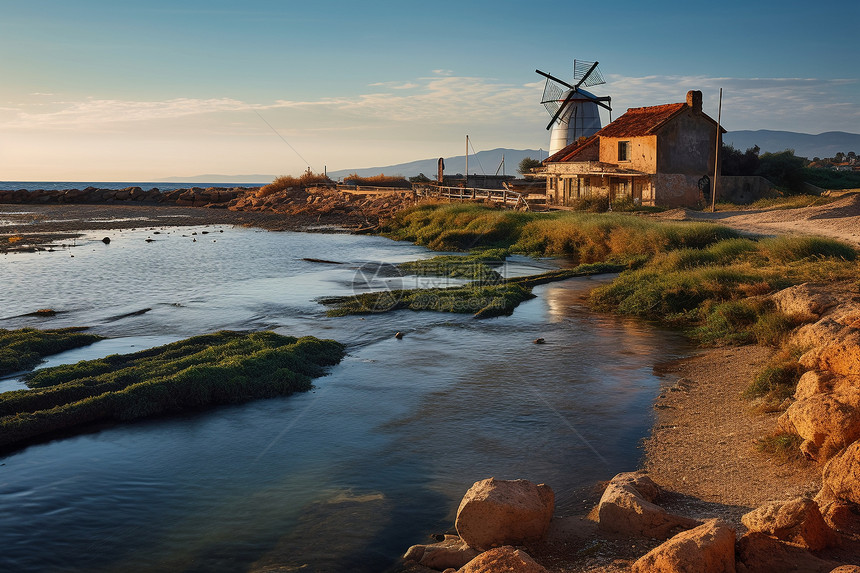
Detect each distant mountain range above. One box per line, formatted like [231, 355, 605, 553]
[160, 132, 859, 183]
[157, 174, 275, 184]
[723, 130, 860, 159]
[326, 148, 544, 180]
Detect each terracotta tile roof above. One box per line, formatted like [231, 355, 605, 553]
[543, 135, 599, 163]
[596, 102, 687, 138]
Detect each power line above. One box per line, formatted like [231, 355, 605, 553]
[254, 110, 314, 172]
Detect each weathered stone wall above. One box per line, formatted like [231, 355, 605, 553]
[657, 108, 717, 176]
[599, 135, 657, 173]
[654, 173, 705, 208]
[718, 175, 775, 204]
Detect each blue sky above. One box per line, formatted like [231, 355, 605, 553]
[1, 0, 858, 180]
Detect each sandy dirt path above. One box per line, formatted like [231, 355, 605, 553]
[668, 192, 860, 247]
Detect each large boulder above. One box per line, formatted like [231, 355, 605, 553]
[597, 472, 699, 539]
[795, 371, 835, 401]
[736, 532, 838, 573]
[455, 478, 554, 551]
[771, 283, 838, 320]
[822, 440, 860, 506]
[800, 332, 860, 377]
[402, 535, 479, 571]
[741, 497, 835, 550]
[778, 394, 860, 462]
[457, 546, 546, 573]
[630, 519, 735, 573]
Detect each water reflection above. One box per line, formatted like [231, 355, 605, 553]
[0, 228, 689, 572]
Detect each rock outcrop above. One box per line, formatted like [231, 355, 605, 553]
[455, 478, 554, 551]
[630, 519, 735, 573]
[772, 284, 860, 463]
[741, 497, 835, 550]
[457, 546, 546, 573]
[597, 472, 699, 538]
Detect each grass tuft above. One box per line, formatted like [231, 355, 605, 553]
[755, 431, 808, 465]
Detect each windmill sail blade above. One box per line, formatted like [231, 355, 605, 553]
[541, 78, 566, 117]
[535, 69, 574, 90]
[573, 60, 605, 88]
[546, 91, 576, 130]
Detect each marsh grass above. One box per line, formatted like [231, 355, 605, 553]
[0, 328, 104, 376]
[714, 194, 835, 212]
[397, 249, 509, 283]
[0, 331, 344, 450]
[321, 262, 625, 319]
[383, 204, 741, 260]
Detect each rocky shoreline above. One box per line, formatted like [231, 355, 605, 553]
[397, 281, 860, 572]
[0, 185, 418, 252]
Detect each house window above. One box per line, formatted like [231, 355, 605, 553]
[618, 141, 630, 162]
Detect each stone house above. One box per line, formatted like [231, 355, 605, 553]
[540, 90, 725, 208]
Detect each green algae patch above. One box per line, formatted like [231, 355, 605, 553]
[397, 249, 508, 283]
[0, 327, 104, 376]
[0, 330, 345, 450]
[321, 262, 625, 319]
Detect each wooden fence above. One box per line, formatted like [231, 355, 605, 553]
[416, 185, 530, 210]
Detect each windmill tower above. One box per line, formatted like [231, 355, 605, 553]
[536, 60, 612, 156]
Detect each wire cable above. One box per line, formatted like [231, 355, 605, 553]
[254, 110, 314, 172]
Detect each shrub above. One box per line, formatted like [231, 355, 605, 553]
[343, 173, 411, 188]
[257, 172, 334, 198]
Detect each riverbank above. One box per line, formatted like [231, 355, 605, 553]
[5, 200, 860, 571]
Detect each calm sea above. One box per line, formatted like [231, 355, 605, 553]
[0, 181, 264, 192]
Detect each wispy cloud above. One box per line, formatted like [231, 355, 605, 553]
[3, 73, 857, 135]
[605, 74, 860, 132]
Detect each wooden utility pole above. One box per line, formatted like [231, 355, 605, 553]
[711, 88, 723, 213]
[465, 135, 469, 188]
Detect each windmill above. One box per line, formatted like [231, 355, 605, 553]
[536, 60, 612, 156]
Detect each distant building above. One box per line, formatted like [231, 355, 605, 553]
[540, 90, 724, 208]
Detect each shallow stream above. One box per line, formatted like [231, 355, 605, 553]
[0, 225, 688, 572]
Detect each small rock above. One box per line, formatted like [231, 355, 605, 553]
[101, 237, 110, 244]
[458, 546, 547, 573]
[402, 535, 479, 570]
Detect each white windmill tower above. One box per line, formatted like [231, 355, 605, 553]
[536, 60, 612, 156]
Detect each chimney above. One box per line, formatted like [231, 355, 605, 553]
[686, 90, 702, 114]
